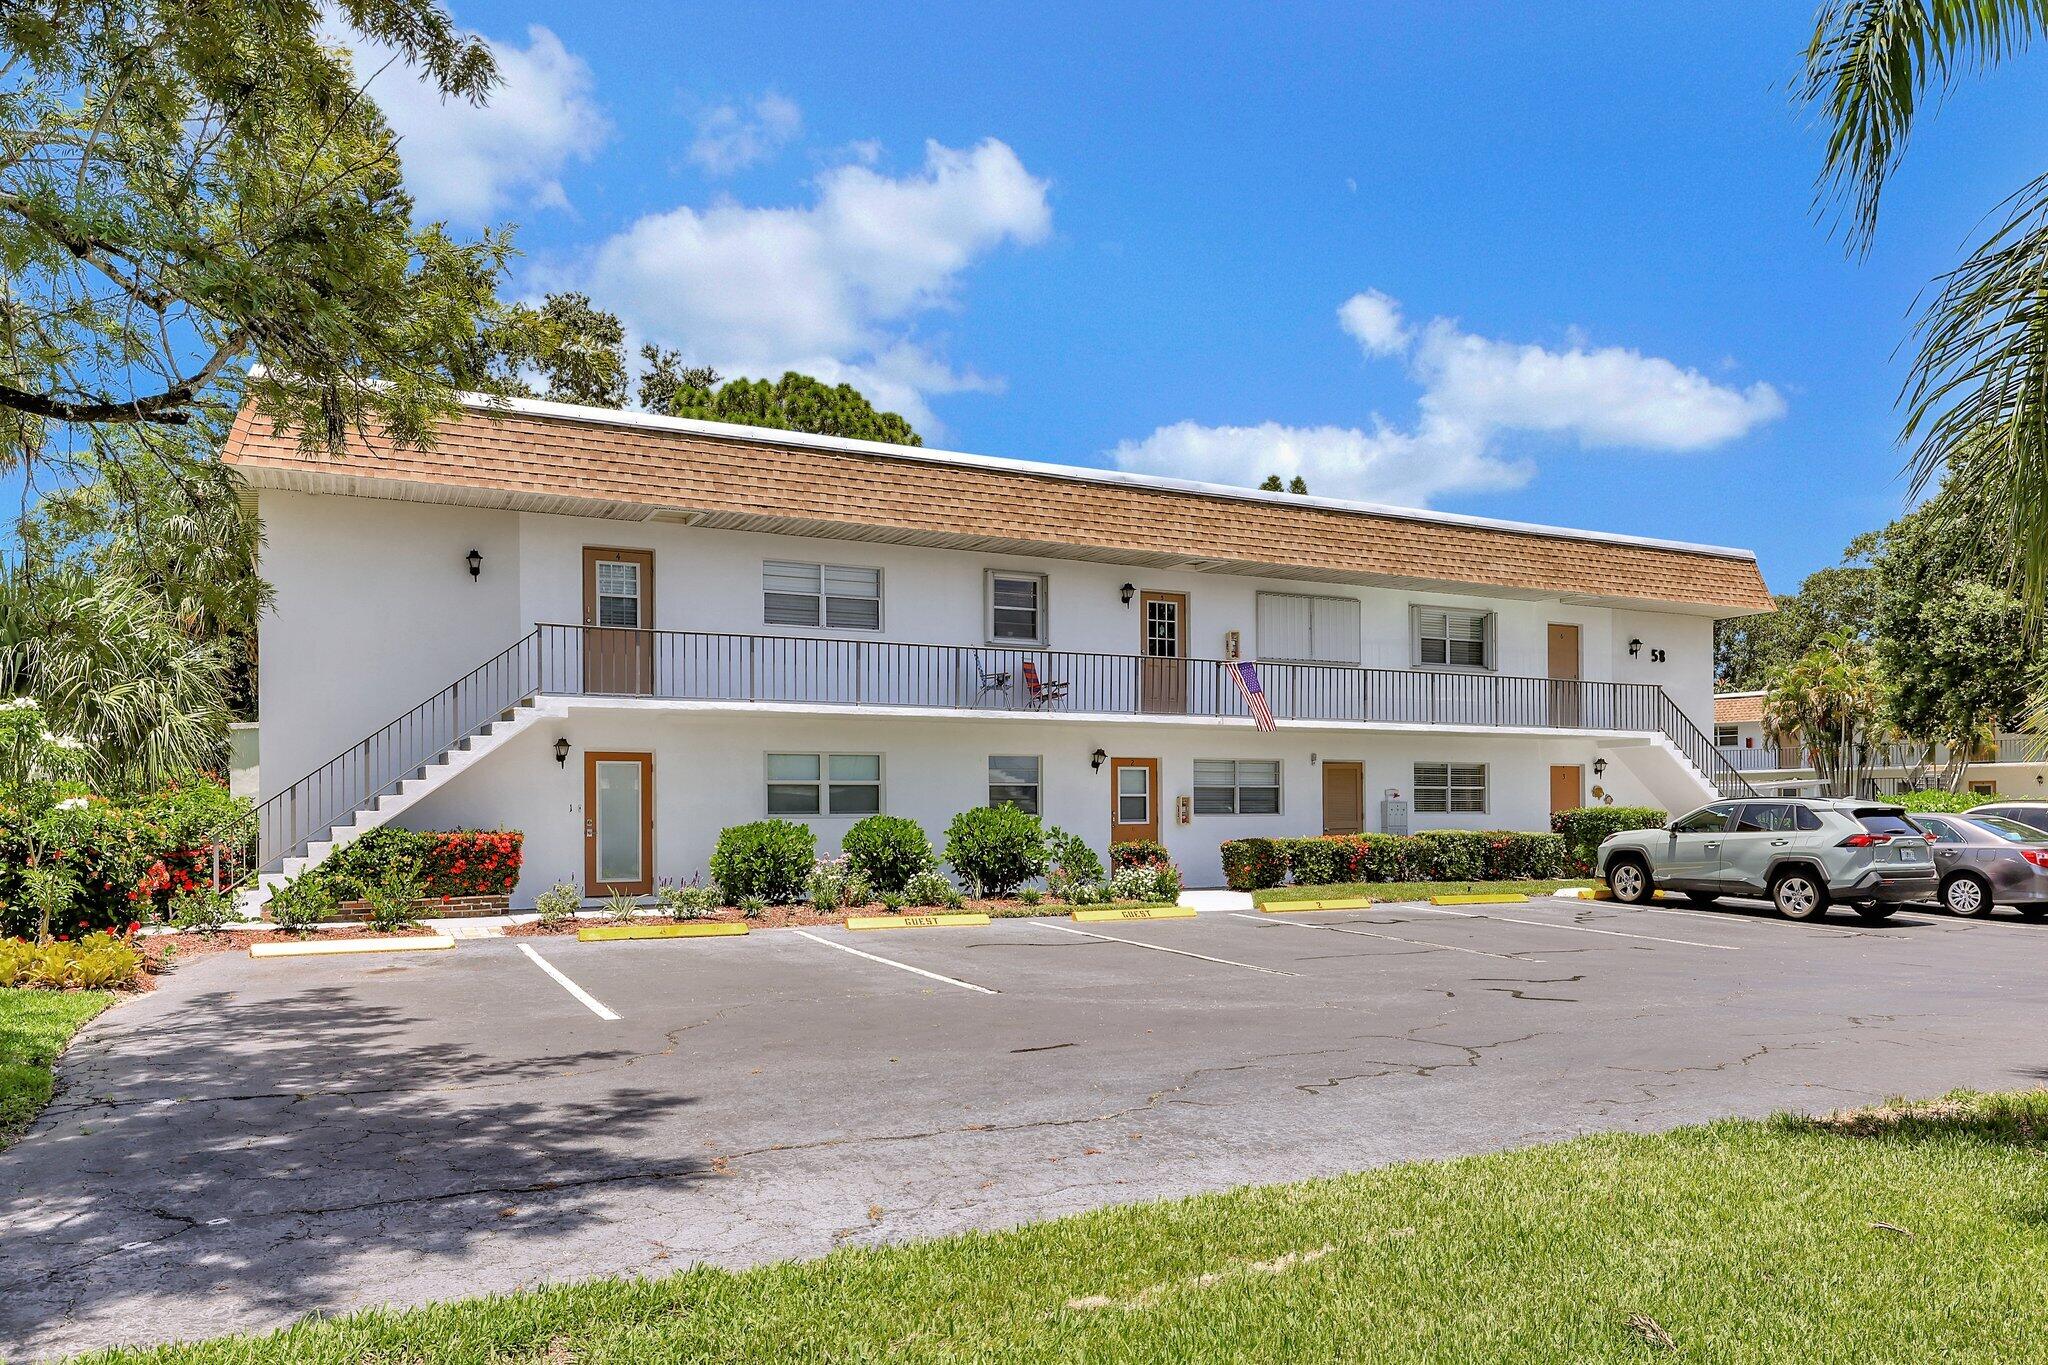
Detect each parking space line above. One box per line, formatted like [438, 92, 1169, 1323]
[790, 928, 1000, 995]
[1231, 912, 1542, 962]
[1598, 900, 1872, 938]
[1394, 903, 1740, 951]
[518, 944, 621, 1020]
[1038, 922, 1301, 976]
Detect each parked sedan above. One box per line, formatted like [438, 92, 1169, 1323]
[1909, 813, 2048, 920]
[1596, 797, 1935, 922]
[1964, 801, 2048, 838]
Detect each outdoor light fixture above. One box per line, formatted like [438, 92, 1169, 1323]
[554, 737, 571, 768]
[1627, 638, 1642, 657]
[467, 548, 483, 580]
[1091, 748, 1108, 771]
[1592, 757, 1608, 778]
[1119, 583, 1135, 607]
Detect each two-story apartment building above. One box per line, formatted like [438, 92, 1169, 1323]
[223, 392, 1772, 902]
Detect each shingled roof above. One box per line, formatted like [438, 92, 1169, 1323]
[222, 394, 1775, 617]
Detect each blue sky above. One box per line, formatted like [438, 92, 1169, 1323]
[34, 3, 2048, 594]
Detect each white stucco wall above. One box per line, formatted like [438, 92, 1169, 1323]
[394, 708, 1669, 898]
[255, 489, 1731, 809]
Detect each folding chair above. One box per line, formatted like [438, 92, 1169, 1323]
[974, 653, 1013, 704]
[1021, 659, 1069, 707]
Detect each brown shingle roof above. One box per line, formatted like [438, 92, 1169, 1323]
[1715, 693, 1766, 724]
[222, 398, 1775, 615]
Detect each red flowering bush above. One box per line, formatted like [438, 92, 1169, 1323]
[308, 827, 523, 901]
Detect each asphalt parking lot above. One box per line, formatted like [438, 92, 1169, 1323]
[5, 895, 2048, 1360]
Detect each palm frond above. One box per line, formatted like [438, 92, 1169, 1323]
[1805, 0, 2048, 249]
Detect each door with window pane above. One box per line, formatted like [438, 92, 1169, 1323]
[1138, 592, 1187, 715]
[583, 548, 655, 695]
[584, 752, 652, 896]
[1109, 758, 1159, 845]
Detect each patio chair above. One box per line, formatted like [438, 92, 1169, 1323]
[974, 653, 1013, 703]
[1021, 659, 1069, 707]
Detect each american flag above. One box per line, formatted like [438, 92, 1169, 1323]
[1231, 661, 1276, 732]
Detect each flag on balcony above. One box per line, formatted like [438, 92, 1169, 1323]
[1231, 661, 1276, 731]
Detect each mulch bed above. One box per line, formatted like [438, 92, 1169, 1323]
[503, 898, 1068, 936]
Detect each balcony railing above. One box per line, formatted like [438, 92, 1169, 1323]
[216, 624, 1753, 887]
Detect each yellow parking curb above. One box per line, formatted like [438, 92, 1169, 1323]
[576, 923, 748, 942]
[1071, 905, 1198, 922]
[250, 934, 455, 959]
[1258, 897, 1374, 914]
[1431, 893, 1530, 906]
[846, 912, 991, 931]
[1588, 887, 1616, 900]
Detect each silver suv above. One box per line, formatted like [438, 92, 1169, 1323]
[1596, 798, 1935, 922]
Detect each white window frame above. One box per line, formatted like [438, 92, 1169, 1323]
[1192, 759, 1283, 816]
[762, 560, 884, 632]
[985, 570, 1048, 647]
[1256, 591, 1363, 665]
[1714, 725, 1739, 748]
[1413, 762, 1488, 814]
[987, 754, 1042, 814]
[1410, 604, 1496, 672]
[764, 752, 884, 817]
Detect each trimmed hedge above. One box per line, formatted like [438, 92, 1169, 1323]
[1894, 789, 1992, 813]
[710, 820, 816, 904]
[1549, 806, 1667, 873]
[304, 827, 524, 902]
[839, 814, 936, 893]
[1221, 831, 1571, 891]
[1108, 839, 1169, 871]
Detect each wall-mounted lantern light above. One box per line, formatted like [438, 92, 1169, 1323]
[467, 548, 483, 580]
[554, 737, 571, 768]
[1119, 583, 1135, 607]
[1592, 757, 1608, 778]
[1090, 748, 1108, 771]
[1627, 638, 1642, 658]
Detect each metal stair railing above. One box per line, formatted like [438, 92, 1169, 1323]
[207, 630, 543, 891]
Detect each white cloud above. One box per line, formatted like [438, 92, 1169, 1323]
[344, 24, 609, 223]
[1337, 289, 1408, 356]
[689, 92, 802, 175]
[577, 138, 1051, 430]
[1113, 292, 1784, 505]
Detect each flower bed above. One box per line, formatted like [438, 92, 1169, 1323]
[302, 828, 523, 902]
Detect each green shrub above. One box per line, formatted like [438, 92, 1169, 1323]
[1410, 831, 1491, 881]
[710, 820, 816, 904]
[655, 880, 720, 919]
[0, 931, 140, 989]
[1108, 839, 1168, 872]
[1550, 806, 1667, 873]
[1894, 789, 1993, 812]
[943, 806, 1049, 896]
[604, 890, 641, 924]
[532, 881, 583, 927]
[1018, 887, 1042, 905]
[361, 859, 426, 932]
[308, 827, 523, 902]
[1285, 838, 1347, 887]
[1481, 832, 1569, 879]
[736, 894, 767, 919]
[1108, 862, 1181, 902]
[807, 858, 857, 911]
[902, 870, 962, 908]
[1046, 826, 1104, 886]
[839, 815, 935, 893]
[265, 875, 334, 936]
[1220, 838, 1288, 890]
[167, 885, 236, 936]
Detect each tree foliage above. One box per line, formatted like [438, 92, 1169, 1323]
[467, 292, 628, 408]
[1762, 631, 1889, 798]
[0, 0, 512, 474]
[1714, 563, 1876, 690]
[637, 351, 922, 445]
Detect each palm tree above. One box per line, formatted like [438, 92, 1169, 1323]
[0, 562, 232, 792]
[1804, 3, 2048, 603]
[1762, 631, 1890, 797]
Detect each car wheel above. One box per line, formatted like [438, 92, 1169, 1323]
[1854, 903, 1899, 923]
[1770, 869, 1830, 921]
[1683, 892, 1721, 908]
[1940, 874, 1992, 919]
[1606, 858, 1651, 905]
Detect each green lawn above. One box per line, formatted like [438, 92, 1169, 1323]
[0, 986, 113, 1149]
[84, 1090, 2048, 1362]
[1255, 878, 1595, 905]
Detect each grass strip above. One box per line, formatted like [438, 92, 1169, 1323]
[1, 986, 113, 1149]
[80, 1089, 2048, 1362]
[1256, 878, 1593, 906]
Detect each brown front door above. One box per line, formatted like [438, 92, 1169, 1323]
[585, 751, 654, 896]
[1139, 592, 1187, 714]
[583, 547, 655, 695]
[1546, 623, 1581, 727]
[1109, 757, 1159, 846]
[1321, 761, 1365, 835]
[1549, 764, 1584, 815]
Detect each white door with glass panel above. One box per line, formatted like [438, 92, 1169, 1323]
[585, 752, 652, 895]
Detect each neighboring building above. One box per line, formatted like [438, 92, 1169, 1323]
[1714, 691, 2048, 798]
[223, 393, 1773, 902]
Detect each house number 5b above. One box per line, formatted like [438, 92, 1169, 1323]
[1648, 648, 1667, 663]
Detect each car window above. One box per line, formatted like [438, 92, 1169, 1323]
[1978, 807, 2048, 836]
[1854, 811, 1922, 839]
[1734, 802, 1796, 833]
[1671, 803, 1735, 834]
[1969, 816, 2042, 843]
[1794, 806, 1822, 831]
[1917, 816, 1962, 844]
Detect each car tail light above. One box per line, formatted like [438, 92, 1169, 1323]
[1838, 833, 1891, 847]
[2023, 850, 2048, 870]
